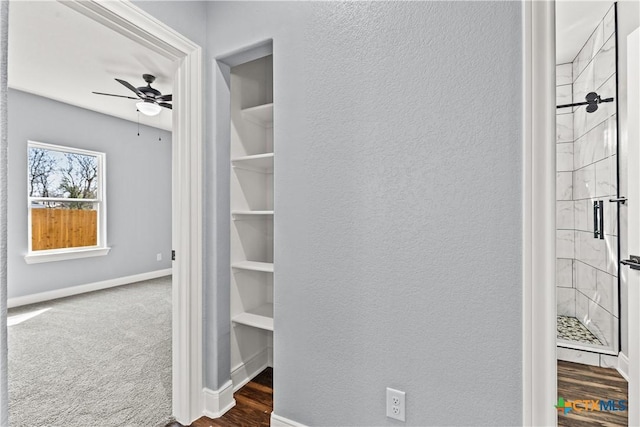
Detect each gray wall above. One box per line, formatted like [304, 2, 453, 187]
[208, 2, 522, 425]
[135, 1, 523, 424]
[131, 0, 207, 52]
[0, 0, 9, 422]
[7, 89, 172, 299]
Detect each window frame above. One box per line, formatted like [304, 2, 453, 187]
[24, 140, 110, 264]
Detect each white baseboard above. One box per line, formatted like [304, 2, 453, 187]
[618, 351, 630, 381]
[271, 413, 307, 427]
[231, 348, 268, 391]
[8, 268, 173, 308]
[202, 380, 235, 419]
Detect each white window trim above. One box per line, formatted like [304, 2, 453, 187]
[24, 246, 111, 264]
[25, 140, 110, 263]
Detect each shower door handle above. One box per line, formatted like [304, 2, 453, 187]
[594, 201, 600, 238]
[593, 200, 605, 239]
[622, 255, 640, 270]
[598, 200, 604, 240]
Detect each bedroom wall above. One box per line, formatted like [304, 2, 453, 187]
[7, 89, 172, 299]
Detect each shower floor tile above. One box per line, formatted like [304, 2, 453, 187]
[557, 315, 602, 345]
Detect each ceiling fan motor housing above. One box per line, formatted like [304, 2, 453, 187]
[138, 74, 161, 98]
[93, 74, 172, 110]
[138, 85, 161, 98]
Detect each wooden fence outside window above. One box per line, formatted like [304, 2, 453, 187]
[31, 208, 97, 251]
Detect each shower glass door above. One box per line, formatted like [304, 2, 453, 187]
[556, 3, 619, 355]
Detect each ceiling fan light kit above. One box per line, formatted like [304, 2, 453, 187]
[92, 74, 172, 116]
[136, 100, 162, 116]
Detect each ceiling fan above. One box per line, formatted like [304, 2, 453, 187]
[92, 74, 172, 116]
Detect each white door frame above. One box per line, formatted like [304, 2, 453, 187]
[59, 1, 203, 423]
[522, 1, 558, 425]
[626, 27, 639, 427]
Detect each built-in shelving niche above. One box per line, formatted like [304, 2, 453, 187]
[230, 54, 274, 391]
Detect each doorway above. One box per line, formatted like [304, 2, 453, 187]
[553, 1, 640, 425]
[555, 1, 620, 361]
[6, 2, 175, 425]
[1, 0, 203, 424]
[523, 0, 640, 423]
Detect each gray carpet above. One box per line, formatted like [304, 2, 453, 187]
[8, 276, 173, 427]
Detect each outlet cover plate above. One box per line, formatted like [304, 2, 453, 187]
[386, 387, 405, 422]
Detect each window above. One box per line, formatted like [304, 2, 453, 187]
[25, 141, 109, 264]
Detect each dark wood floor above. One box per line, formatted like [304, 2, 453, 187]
[167, 368, 273, 427]
[558, 361, 628, 427]
[166, 362, 626, 426]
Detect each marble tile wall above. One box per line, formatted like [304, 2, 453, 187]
[556, 62, 575, 318]
[556, 3, 618, 353]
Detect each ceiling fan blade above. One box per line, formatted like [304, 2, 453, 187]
[159, 102, 172, 110]
[157, 94, 172, 102]
[92, 91, 138, 100]
[115, 78, 144, 98]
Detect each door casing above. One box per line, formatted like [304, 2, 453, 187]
[522, 1, 558, 424]
[624, 27, 639, 427]
[57, 1, 204, 423]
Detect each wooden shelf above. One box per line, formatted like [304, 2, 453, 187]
[231, 153, 274, 173]
[232, 303, 274, 331]
[231, 261, 274, 273]
[242, 103, 273, 126]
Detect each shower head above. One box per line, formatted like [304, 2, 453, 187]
[585, 92, 600, 113]
[556, 91, 614, 113]
[586, 103, 599, 113]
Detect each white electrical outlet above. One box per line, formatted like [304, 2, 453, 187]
[157, 253, 162, 261]
[386, 387, 405, 422]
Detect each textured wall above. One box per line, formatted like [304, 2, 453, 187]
[132, 0, 207, 53]
[0, 0, 9, 422]
[208, 2, 522, 425]
[7, 90, 172, 298]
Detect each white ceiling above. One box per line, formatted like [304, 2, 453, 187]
[8, 1, 176, 131]
[556, 0, 614, 64]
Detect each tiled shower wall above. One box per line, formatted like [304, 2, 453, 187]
[556, 61, 575, 318]
[556, 3, 618, 351]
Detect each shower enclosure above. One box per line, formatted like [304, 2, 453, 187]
[556, 2, 620, 356]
